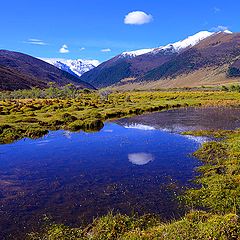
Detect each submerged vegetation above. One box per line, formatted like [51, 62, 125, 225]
[27, 129, 240, 240]
[1, 87, 240, 144]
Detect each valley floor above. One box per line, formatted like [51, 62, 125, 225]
[110, 68, 240, 91]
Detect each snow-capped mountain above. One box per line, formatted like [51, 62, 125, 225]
[41, 58, 100, 77]
[79, 29, 237, 88]
[119, 30, 232, 58]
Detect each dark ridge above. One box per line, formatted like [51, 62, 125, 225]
[79, 49, 177, 88]
[79, 60, 132, 88]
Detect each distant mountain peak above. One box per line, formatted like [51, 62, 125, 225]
[41, 58, 100, 77]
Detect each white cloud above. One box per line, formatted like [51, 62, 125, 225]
[25, 38, 47, 45]
[211, 25, 229, 32]
[28, 38, 42, 42]
[101, 48, 111, 52]
[59, 44, 69, 53]
[80, 47, 85, 51]
[124, 11, 153, 25]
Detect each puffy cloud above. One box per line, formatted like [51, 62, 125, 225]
[25, 38, 47, 45]
[80, 47, 85, 51]
[59, 44, 69, 53]
[124, 11, 153, 25]
[101, 48, 111, 52]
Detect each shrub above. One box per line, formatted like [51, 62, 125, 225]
[221, 85, 229, 91]
[82, 119, 104, 131]
[61, 113, 77, 123]
[67, 120, 83, 131]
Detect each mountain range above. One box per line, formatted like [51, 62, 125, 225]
[1, 30, 240, 91]
[0, 50, 95, 91]
[79, 30, 240, 89]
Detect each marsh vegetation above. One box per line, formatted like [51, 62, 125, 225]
[1, 87, 240, 144]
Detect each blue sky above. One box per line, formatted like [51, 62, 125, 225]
[0, 0, 239, 62]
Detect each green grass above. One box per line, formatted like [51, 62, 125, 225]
[27, 211, 240, 240]
[183, 129, 240, 215]
[1, 90, 240, 144]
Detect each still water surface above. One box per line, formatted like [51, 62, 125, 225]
[0, 107, 239, 239]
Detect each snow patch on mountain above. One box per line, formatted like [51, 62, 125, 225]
[41, 58, 100, 77]
[222, 30, 233, 34]
[121, 48, 154, 58]
[119, 30, 225, 58]
[160, 31, 215, 52]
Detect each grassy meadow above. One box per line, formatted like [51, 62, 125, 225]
[1, 87, 240, 144]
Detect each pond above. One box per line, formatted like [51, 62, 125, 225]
[0, 107, 239, 239]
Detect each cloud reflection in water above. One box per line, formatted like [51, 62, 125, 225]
[124, 123, 155, 131]
[128, 152, 154, 165]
